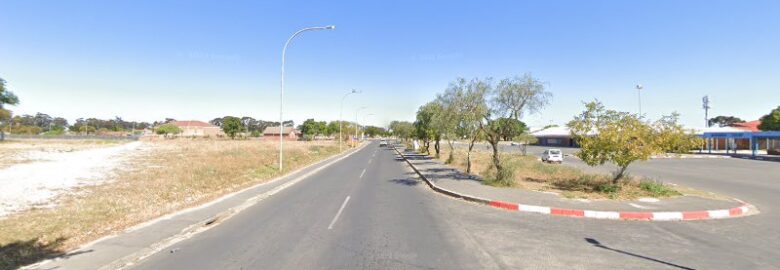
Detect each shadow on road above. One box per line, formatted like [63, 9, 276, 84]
[584, 238, 695, 270]
[389, 178, 421, 186]
[0, 236, 93, 269]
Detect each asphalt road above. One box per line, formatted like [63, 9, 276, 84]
[131, 141, 779, 269]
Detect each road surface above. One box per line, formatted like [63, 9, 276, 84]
[131, 141, 779, 269]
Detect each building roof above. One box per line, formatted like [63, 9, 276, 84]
[695, 126, 746, 134]
[171, 120, 218, 128]
[531, 126, 572, 137]
[263, 126, 300, 135]
[730, 120, 761, 132]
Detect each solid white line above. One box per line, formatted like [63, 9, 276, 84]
[328, 196, 351, 230]
[360, 169, 366, 178]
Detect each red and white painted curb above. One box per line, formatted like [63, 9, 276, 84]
[487, 199, 754, 221]
[393, 147, 758, 221]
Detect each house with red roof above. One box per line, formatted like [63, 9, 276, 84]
[171, 120, 224, 137]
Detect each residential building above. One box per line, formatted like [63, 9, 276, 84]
[171, 120, 224, 137]
[262, 126, 301, 141]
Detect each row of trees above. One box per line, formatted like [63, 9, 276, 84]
[409, 74, 551, 184]
[299, 118, 388, 141]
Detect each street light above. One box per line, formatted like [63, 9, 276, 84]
[340, 89, 361, 151]
[278, 25, 336, 171]
[635, 84, 643, 116]
[354, 106, 367, 147]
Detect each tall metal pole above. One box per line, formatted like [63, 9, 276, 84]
[340, 89, 359, 151]
[278, 25, 335, 171]
[635, 84, 643, 116]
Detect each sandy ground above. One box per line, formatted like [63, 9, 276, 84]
[0, 141, 146, 218]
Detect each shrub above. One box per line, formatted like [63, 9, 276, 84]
[639, 180, 681, 197]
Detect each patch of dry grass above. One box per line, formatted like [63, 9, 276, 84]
[0, 139, 342, 269]
[435, 147, 682, 200]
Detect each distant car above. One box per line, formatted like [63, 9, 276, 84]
[541, 149, 563, 164]
[379, 140, 388, 147]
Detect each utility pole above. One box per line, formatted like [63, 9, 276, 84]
[635, 84, 643, 116]
[702, 95, 711, 127]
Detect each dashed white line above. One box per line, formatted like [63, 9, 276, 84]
[359, 169, 366, 178]
[328, 196, 351, 230]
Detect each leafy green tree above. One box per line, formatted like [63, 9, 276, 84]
[221, 116, 243, 139]
[0, 77, 20, 140]
[389, 121, 414, 141]
[327, 121, 340, 137]
[414, 102, 441, 155]
[301, 118, 319, 140]
[495, 118, 528, 141]
[708, 115, 744, 128]
[758, 106, 780, 131]
[569, 101, 660, 183]
[155, 123, 181, 137]
[654, 112, 704, 154]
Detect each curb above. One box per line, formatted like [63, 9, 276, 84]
[392, 146, 758, 221]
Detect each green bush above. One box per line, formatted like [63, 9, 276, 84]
[639, 180, 681, 197]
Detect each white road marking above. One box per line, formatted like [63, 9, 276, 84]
[328, 196, 351, 230]
[628, 203, 654, 209]
[360, 169, 366, 178]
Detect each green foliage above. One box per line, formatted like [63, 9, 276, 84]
[708, 115, 744, 127]
[639, 180, 681, 197]
[653, 113, 704, 153]
[155, 123, 182, 136]
[10, 125, 43, 135]
[758, 106, 780, 131]
[568, 101, 660, 183]
[221, 116, 243, 139]
[389, 121, 414, 141]
[301, 118, 318, 137]
[494, 118, 527, 141]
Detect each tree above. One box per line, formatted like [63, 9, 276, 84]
[414, 102, 441, 155]
[758, 106, 780, 131]
[0, 77, 20, 140]
[155, 123, 182, 137]
[569, 101, 660, 183]
[327, 121, 341, 138]
[495, 118, 528, 141]
[479, 74, 551, 185]
[495, 73, 552, 120]
[389, 121, 414, 141]
[455, 78, 488, 173]
[654, 112, 704, 154]
[708, 115, 744, 128]
[221, 116, 243, 139]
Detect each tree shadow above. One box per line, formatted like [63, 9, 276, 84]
[388, 178, 421, 186]
[0, 237, 92, 269]
[584, 238, 695, 270]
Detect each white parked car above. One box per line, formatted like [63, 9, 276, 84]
[541, 149, 563, 164]
[379, 140, 388, 147]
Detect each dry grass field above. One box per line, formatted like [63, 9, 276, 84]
[0, 139, 342, 269]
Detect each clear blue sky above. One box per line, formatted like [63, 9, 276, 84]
[1, 0, 778, 128]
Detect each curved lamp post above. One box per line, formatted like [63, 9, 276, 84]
[279, 25, 335, 171]
[340, 89, 361, 151]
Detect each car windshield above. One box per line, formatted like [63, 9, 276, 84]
[550, 150, 561, 155]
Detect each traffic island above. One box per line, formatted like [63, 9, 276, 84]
[393, 146, 758, 221]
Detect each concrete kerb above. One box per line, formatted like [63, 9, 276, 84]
[25, 142, 369, 270]
[392, 145, 759, 222]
